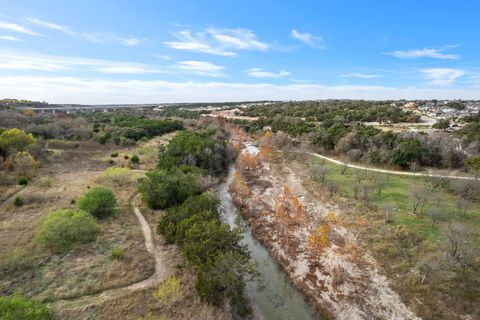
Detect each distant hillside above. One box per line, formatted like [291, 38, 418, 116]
[0, 99, 50, 109]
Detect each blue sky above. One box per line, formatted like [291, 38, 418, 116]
[0, 0, 479, 103]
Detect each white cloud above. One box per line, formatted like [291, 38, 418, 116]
[245, 68, 290, 78]
[0, 35, 21, 42]
[421, 68, 465, 85]
[164, 30, 236, 56]
[119, 37, 142, 46]
[177, 60, 224, 76]
[97, 66, 157, 74]
[0, 22, 40, 36]
[0, 50, 162, 74]
[387, 47, 459, 59]
[25, 17, 74, 35]
[207, 28, 268, 50]
[291, 29, 325, 49]
[1, 76, 478, 104]
[154, 54, 172, 61]
[340, 73, 381, 79]
[81, 32, 143, 46]
[164, 27, 268, 56]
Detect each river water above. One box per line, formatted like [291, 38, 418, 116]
[218, 159, 318, 319]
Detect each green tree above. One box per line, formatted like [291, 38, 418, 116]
[0, 128, 36, 160]
[464, 156, 480, 174]
[433, 118, 451, 131]
[77, 186, 117, 218]
[36, 209, 99, 253]
[139, 168, 201, 210]
[391, 139, 423, 168]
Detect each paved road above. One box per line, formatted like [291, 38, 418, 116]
[307, 152, 478, 181]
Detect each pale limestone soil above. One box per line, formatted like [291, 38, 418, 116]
[235, 157, 420, 320]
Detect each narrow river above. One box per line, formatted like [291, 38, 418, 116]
[218, 161, 318, 319]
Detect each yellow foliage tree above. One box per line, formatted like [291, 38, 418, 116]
[14, 151, 37, 177]
[307, 223, 331, 255]
[229, 172, 250, 206]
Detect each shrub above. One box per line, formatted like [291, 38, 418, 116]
[38, 176, 54, 188]
[157, 130, 229, 176]
[36, 209, 99, 253]
[110, 152, 118, 158]
[139, 168, 201, 210]
[157, 193, 219, 244]
[110, 246, 125, 260]
[18, 176, 28, 185]
[0, 295, 52, 320]
[14, 151, 37, 178]
[130, 154, 140, 164]
[13, 196, 24, 207]
[101, 167, 132, 186]
[123, 154, 129, 160]
[153, 276, 183, 306]
[108, 159, 115, 165]
[77, 186, 117, 218]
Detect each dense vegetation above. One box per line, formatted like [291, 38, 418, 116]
[89, 113, 183, 145]
[157, 130, 230, 176]
[36, 209, 100, 253]
[0, 295, 52, 320]
[77, 186, 117, 218]
[139, 126, 254, 317]
[139, 168, 202, 209]
[235, 100, 475, 171]
[157, 105, 212, 119]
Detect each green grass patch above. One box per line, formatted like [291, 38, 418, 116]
[309, 155, 480, 244]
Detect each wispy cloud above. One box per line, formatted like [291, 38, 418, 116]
[24, 17, 74, 35]
[154, 54, 172, 61]
[177, 60, 225, 77]
[340, 73, 381, 79]
[421, 68, 464, 85]
[291, 29, 325, 49]
[164, 27, 268, 56]
[0, 22, 40, 36]
[22, 17, 143, 46]
[1, 76, 479, 104]
[245, 68, 290, 78]
[387, 46, 460, 59]
[0, 50, 162, 74]
[81, 32, 144, 46]
[0, 35, 21, 42]
[207, 28, 268, 50]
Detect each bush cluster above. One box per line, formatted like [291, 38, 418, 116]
[77, 186, 117, 218]
[0, 295, 52, 320]
[144, 128, 253, 317]
[36, 209, 99, 253]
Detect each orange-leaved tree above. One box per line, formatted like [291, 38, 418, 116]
[229, 172, 250, 206]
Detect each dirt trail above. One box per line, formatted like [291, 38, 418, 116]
[50, 194, 170, 311]
[308, 151, 477, 180]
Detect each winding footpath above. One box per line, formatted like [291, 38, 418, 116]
[308, 151, 478, 180]
[50, 193, 169, 311]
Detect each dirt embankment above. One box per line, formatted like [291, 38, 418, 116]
[230, 153, 420, 320]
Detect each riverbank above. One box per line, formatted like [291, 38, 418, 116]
[228, 147, 420, 320]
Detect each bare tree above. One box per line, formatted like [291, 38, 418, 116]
[311, 165, 328, 186]
[327, 182, 339, 197]
[456, 199, 471, 219]
[411, 185, 429, 215]
[444, 223, 475, 279]
[380, 203, 396, 224]
[372, 173, 388, 196]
